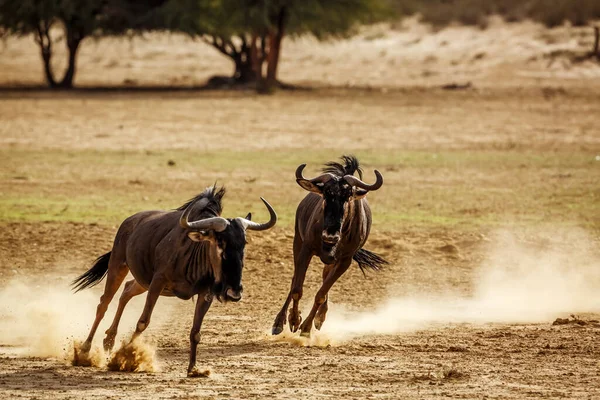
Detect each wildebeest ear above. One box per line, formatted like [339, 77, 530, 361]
[297, 179, 323, 194]
[353, 189, 368, 200]
[187, 230, 214, 242]
[245, 212, 252, 220]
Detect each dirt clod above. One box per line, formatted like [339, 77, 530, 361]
[107, 340, 156, 373]
[188, 368, 211, 378]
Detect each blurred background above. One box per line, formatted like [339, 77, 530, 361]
[0, 0, 599, 90]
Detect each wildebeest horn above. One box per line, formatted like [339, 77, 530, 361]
[295, 164, 336, 184]
[237, 197, 277, 231]
[344, 170, 384, 191]
[179, 202, 229, 232]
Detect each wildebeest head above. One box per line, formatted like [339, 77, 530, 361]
[179, 188, 276, 302]
[295, 156, 383, 256]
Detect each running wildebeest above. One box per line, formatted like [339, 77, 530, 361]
[272, 155, 387, 337]
[72, 185, 276, 375]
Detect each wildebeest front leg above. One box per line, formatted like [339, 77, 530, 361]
[130, 276, 167, 343]
[187, 292, 213, 377]
[299, 257, 353, 337]
[103, 279, 147, 352]
[287, 247, 313, 333]
[314, 263, 334, 330]
[272, 237, 312, 335]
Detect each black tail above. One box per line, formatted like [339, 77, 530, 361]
[353, 248, 388, 276]
[72, 252, 111, 292]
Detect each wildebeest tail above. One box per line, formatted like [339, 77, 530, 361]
[72, 251, 111, 292]
[353, 248, 388, 276]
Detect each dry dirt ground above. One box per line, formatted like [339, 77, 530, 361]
[1, 21, 600, 400]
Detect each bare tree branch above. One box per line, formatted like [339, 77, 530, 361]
[201, 34, 235, 58]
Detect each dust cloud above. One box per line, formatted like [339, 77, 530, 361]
[0, 280, 100, 358]
[0, 274, 173, 362]
[320, 229, 600, 339]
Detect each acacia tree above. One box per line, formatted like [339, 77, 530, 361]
[192, 0, 391, 91]
[0, 0, 104, 88]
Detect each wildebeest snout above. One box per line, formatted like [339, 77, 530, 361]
[226, 287, 242, 302]
[321, 231, 340, 245]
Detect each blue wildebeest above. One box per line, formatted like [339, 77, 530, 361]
[73, 185, 276, 375]
[272, 155, 387, 337]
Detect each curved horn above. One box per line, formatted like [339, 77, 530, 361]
[295, 164, 335, 185]
[179, 202, 229, 232]
[344, 170, 384, 191]
[237, 197, 277, 231]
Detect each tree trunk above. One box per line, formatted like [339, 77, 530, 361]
[57, 26, 82, 89]
[264, 32, 283, 91]
[250, 34, 267, 90]
[41, 48, 58, 88]
[233, 53, 257, 83]
[35, 23, 58, 88]
[57, 40, 80, 88]
[35, 22, 82, 89]
[261, 8, 287, 93]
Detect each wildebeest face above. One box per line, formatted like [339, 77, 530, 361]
[298, 177, 367, 256]
[185, 221, 246, 303]
[213, 219, 247, 302]
[320, 178, 354, 253]
[180, 196, 277, 302]
[296, 163, 378, 258]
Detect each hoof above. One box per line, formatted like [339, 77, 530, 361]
[103, 337, 115, 353]
[300, 330, 311, 338]
[314, 319, 323, 331]
[271, 325, 284, 335]
[289, 315, 302, 333]
[187, 367, 211, 378]
[79, 341, 91, 353]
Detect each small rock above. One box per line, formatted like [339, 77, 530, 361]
[436, 244, 460, 254]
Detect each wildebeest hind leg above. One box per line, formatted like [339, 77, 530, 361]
[300, 257, 352, 337]
[103, 279, 146, 352]
[187, 292, 213, 377]
[81, 258, 128, 353]
[314, 263, 334, 330]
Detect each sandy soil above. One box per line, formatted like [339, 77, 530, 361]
[1, 222, 599, 399]
[1, 19, 600, 400]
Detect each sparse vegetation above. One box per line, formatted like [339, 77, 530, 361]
[0, 90, 598, 231]
[392, 0, 600, 59]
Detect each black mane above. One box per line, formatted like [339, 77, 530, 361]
[176, 184, 226, 217]
[322, 155, 363, 179]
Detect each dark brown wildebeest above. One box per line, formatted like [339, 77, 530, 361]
[72, 185, 276, 375]
[272, 155, 387, 337]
